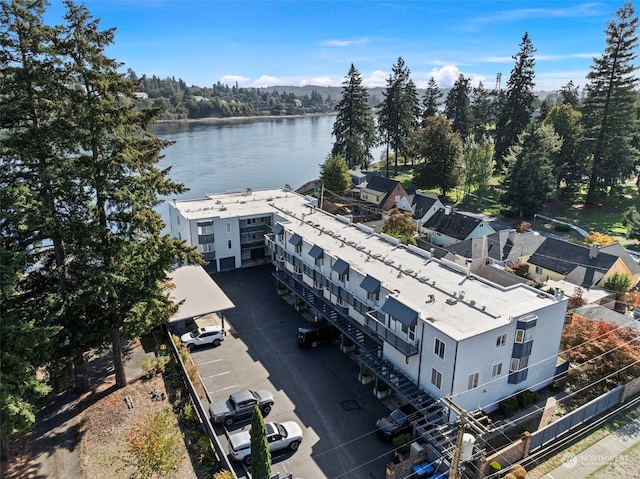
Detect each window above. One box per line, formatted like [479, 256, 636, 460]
[177, 216, 180, 225]
[515, 329, 525, 343]
[510, 356, 529, 371]
[202, 243, 214, 253]
[434, 338, 445, 359]
[492, 363, 502, 377]
[198, 224, 213, 235]
[367, 291, 379, 302]
[339, 272, 348, 282]
[402, 323, 416, 341]
[227, 240, 232, 249]
[468, 372, 479, 390]
[496, 334, 507, 347]
[535, 265, 543, 275]
[431, 369, 442, 389]
[295, 244, 302, 254]
[226, 222, 231, 233]
[525, 327, 536, 342]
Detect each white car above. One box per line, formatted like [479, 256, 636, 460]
[228, 421, 303, 465]
[180, 325, 225, 350]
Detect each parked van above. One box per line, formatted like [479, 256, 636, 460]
[296, 323, 339, 347]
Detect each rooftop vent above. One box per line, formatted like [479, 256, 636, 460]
[446, 298, 458, 305]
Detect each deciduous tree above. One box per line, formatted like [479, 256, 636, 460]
[412, 116, 463, 198]
[124, 406, 184, 478]
[494, 32, 537, 170]
[561, 317, 640, 388]
[382, 209, 417, 245]
[583, 2, 639, 204]
[331, 64, 377, 168]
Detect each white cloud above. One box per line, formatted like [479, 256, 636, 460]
[251, 75, 283, 87]
[362, 70, 389, 88]
[320, 38, 368, 47]
[300, 76, 338, 87]
[426, 65, 462, 88]
[219, 75, 251, 86]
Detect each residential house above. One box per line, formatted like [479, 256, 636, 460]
[358, 174, 407, 211]
[422, 207, 496, 247]
[445, 230, 546, 270]
[412, 191, 445, 233]
[526, 238, 638, 289]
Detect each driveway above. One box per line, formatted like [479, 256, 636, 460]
[190, 265, 394, 479]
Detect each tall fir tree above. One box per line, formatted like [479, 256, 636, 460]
[422, 76, 442, 123]
[494, 32, 537, 171]
[445, 74, 473, 141]
[377, 57, 417, 175]
[56, 1, 200, 388]
[250, 407, 272, 479]
[471, 81, 494, 142]
[331, 64, 377, 169]
[582, 1, 639, 204]
[501, 124, 560, 217]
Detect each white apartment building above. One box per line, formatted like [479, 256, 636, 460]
[169, 188, 568, 418]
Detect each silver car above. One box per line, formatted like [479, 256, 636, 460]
[228, 421, 303, 465]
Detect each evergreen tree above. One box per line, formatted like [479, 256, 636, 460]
[583, 2, 639, 204]
[471, 81, 494, 142]
[377, 57, 417, 175]
[319, 154, 351, 196]
[56, 1, 200, 388]
[331, 64, 377, 168]
[445, 74, 473, 140]
[559, 80, 580, 108]
[250, 406, 271, 479]
[413, 116, 464, 198]
[543, 104, 588, 197]
[622, 206, 640, 240]
[494, 32, 537, 170]
[422, 76, 441, 122]
[501, 124, 560, 217]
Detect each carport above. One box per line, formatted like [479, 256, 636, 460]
[167, 264, 235, 332]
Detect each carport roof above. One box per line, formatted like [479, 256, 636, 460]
[167, 265, 235, 323]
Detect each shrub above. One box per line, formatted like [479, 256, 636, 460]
[516, 389, 539, 408]
[554, 223, 571, 233]
[510, 464, 527, 478]
[490, 460, 502, 474]
[214, 470, 235, 479]
[499, 397, 518, 416]
[392, 433, 414, 455]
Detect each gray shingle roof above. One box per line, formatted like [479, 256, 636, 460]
[412, 192, 441, 220]
[528, 238, 618, 288]
[424, 209, 490, 240]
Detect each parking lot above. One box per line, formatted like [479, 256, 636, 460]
[189, 265, 394, 479]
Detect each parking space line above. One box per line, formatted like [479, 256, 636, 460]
[201, 371, 232, 380]
[214, 384, 241, 392]
[196, 358, 225, 365]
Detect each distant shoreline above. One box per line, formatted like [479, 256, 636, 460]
[153, 112, 335, 125]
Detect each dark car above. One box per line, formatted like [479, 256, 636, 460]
[296, 323, 339, 347]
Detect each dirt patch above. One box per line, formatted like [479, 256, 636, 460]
[79, 374, 197, 479]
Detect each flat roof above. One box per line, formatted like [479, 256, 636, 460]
[172, 188, 564, 339]
[167, 264, 235, 323]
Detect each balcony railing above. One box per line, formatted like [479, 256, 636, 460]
[364, 315, 419, 357]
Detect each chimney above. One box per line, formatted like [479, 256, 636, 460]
[589, 243, 599, 259]
[508, 229, 516, 245]
[444, 205, 452, 215]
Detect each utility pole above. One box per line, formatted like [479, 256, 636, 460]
[449, 410, 468, 479]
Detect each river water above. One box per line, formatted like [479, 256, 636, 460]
[151, 114, 383, 227]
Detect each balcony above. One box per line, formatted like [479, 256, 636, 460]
[364, 315, 419, 357]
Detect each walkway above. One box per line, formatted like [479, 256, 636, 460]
[543, 414, 640, 479]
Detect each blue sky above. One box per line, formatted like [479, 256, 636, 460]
[44, 1, 632, 91]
